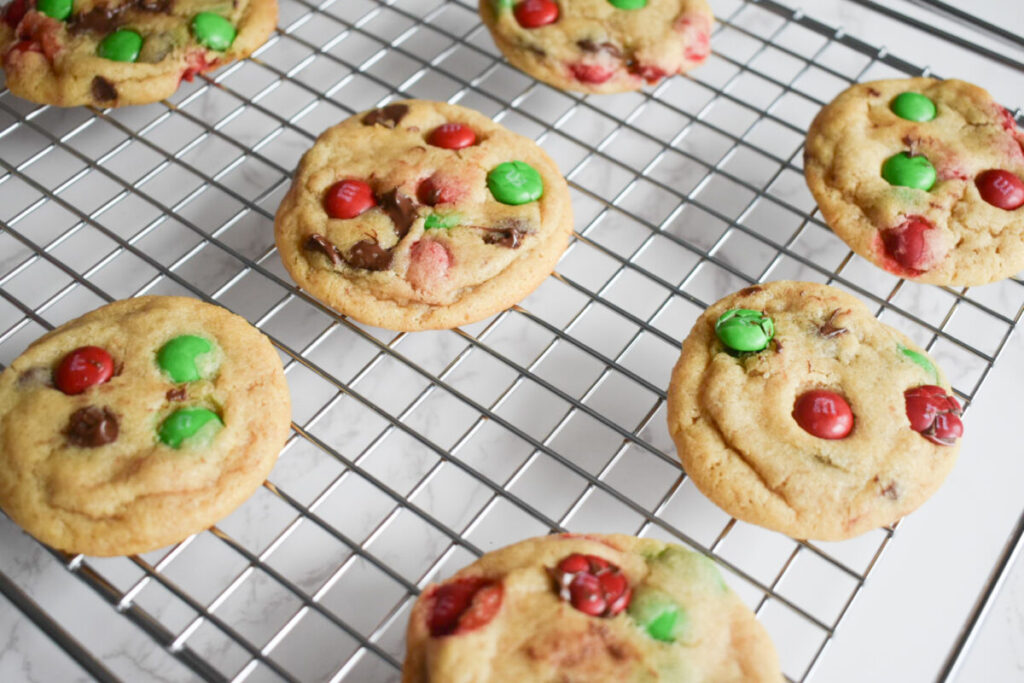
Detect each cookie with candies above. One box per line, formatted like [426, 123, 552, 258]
[479, 0, 713, 94]
[0, 0, 277, 107]
[805, 78, 1024, 285]
[0, 296, 291, 556]
[666, 281, 963, 541]
[402, 534, 782, 682]
[274, 99, 573, 331]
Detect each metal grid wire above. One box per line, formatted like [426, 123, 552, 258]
[1, 0, 1022, 680]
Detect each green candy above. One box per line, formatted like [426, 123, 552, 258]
[891, 92, 936, 122]
[493, 0, 513, 8]
[882, 152, 936, 191]
[715, 308, 775, 353]
[37, 0, 72, 21]
[608, 0, 647, 7]
[627, 588, 689, 643]
[899, 344, 938, 382]
[487, 161, 544, 206]
[425, 213, 461, 230]
[158, 408, 223, 449]
[98, 30, 143, 63]
[191, 12, 236, 51]
[157, 335, 217, 383]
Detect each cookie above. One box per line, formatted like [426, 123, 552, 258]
[0, 296, 291, 556]
[274, 99, 574, 331]
[402, 533, 782, 682]
[804, 78, 1024, 285]
[0, 0, 276, 107]
[478, 0, 713, 94]
[666, 281, 963, 541]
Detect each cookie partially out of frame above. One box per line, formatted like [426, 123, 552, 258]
[275, 99, 573, 331]
[479, 0, 713, 95]
[666, 281, 963, 541]
[403, 533, 782, 682]
[0, 296, 291, 556]
[0, 0, 277, 107]
[805, 78, 1024, 285]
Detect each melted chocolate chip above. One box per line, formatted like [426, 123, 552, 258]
[483, 228, 524, 249]
[868, 87, 881, 97]
[304, 233, 342, 266]
[91, 76, 117, 103]
[819, 309, 849, 339]
[738, 286, 763, 296]
[378, 189, 417, 239]
[166, 387, 187, 402]
[577, 39, 621, 58]
[69, 0, 170, 34]
[362, 104, 409, 129]
[881, 482, 899, 500]
[18, 367, 54, 389]
[65, 406, 119, 448]
[346, 239, 392, 271]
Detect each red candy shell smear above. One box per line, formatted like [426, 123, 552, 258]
[514, 0, 558, 28]
[428, 123, 476, 150]
[553, 553, 632, 618]
[630, 63, 668, 84]
[570, 63, 615, 84]
[904, 385, 963, 446]
[792, 390, 854, 439]
[976, 170, 1024, 210]
[55, 347, 115, 395]
[427, 577, 503, 637]
[324, 179, 376, 219]
[407, 240, 452, 291]
[880, 216, 934, 275]
[417, 175, 460, 206]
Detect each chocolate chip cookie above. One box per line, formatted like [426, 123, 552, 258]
[479, 0, 713, 94]
[666, 281, 963, 541]
[274, 99, 574, 331]
[403, 533, 781, 682]
[0, 296, 291, 556]
[805, 78, 1024, 285]
[0, 0, 276, 107]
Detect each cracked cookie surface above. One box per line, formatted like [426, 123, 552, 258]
[666, 281, 962, 541]
[402, 533, 781, 683]
[805, 78, 1024, 286]
[0, 296, 291, 556]
[479, 0, 713, 95]
[274, 99, 573, 331]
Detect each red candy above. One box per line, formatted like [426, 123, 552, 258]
[407, 240, 452, 291]
[428, 123, 476, 150]
[417, 174, 460, 206]
[324, 179, 376, 219]
[976, 170, 1024, 210]
[55, 346, 115, 395]
[904, 385, 963, 446]
[514, 0, 558, 28]
[792, 390, 854, 439]
[630, 63, 668, 84]
[880, 216, 934, 274]
[570, 63, 615, 84]
[3, 0, 26, 28]
[552, 553, 631, 618]
[427, 577, 503, 637]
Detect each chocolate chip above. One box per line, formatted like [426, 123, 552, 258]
[738, 286, 763, 296]
[880, 482, 899, 500]
[378, 188, 417, 239]
[361, 104, 409, 129]
[819, 309, 849, 339]
[868, 87, 881, 97]
[345, 239, 392, 271]
[577, 39, 621, 58]
[483, 228, 524, 249]
[91, 76, 117, 103]
[18, 367, 54, 389]
[69, 6, 123, 34]
[166, 387, 187, 402]
[304, 233, 342, 266]
[65, 406, 119, 448]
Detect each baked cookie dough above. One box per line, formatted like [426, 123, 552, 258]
[0, 296, 291, 556]
[0, 0, 277, 107]
[403, 533, 781, 682]
[479, 0, 713, 94]
[666, 281, 963, 541]
[275, 99, 574, 331]
[805, 78, 1024, 285]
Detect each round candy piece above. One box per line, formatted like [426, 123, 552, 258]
[427, 577, 503, 637]
[98, 30, 143, 63]
[55, 346, 115, 395]
[36, 0, 72, 21]
[882, 152, 937, 191]
[880, 216, 934, 273]
[157, 335, 215, 383]
[904, 385, 963, 446]
[890, 92, 937, 122]
[552, 553, 631, 618]
[513, 0, 558, 28]
[627, 588, 687, 642]
[608, 0, 647, 8]
[487, 161, 544, 205]
[158, 408, 223, 449]
[976, 169, 1024, 210]
[792, 390, 854, 440]
[324, 179, 376, 219]
[428, 123, 477, 150]
[192, 12, 236, 51]
[714, 309, 774, 353]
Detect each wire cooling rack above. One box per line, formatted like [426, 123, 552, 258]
[1, 0, 1023, 681]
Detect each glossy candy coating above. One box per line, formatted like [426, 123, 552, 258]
[424, 213, 461, 230]
[158, 408, 223, 449]
[487, 161, 544, 205]
[882, 152, 937, 191]
[552, 553, 631, 618]
[714, 309, 774, 353]
[881, 216, 934, 273]
[904, 385, 963, 446]
[513, 0, 559, 28]
[428, 123, 476, 150]
[157, 335, 214, 383]
[36, 0, 72, 21]
[98, 30, 143, 63]
[792, 390, 854, 440]
[55, 346, 115, 395]
[890, 92, 936, 122]
[324, 179, 376, 219]
[608, 0, 647, 7]
[627, 587, 687, 642]
[192, 12, 236, 51]
[427, 577, 503, 636]
[976, 169, 1024, 210]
